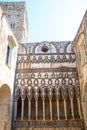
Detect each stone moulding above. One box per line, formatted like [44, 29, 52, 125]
[14, 120, 83, 128]
[16, 67, 77, 73]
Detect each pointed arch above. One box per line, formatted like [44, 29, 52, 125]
[38, 89, 43, 118]
[52, 89, 57, 119]
[66, 93, 72, 119]
[31, 89, 35, 119]
[73, 89, 79, 119]
[17, 96, 22, 118]
[24, 96, 28, 119]
[45, 88, 50, 119]
[59, 89, 65, 119]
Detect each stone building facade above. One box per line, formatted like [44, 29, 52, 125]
[0, 7, 18, 130]
[0, 1, 87, 130]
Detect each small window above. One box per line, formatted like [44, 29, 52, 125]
[13, 5, 15, 7]
[6, 39, 13, 67]
[6, 45, 11, 65]
[8, 15, 10, 17]
[10, 23, 15, 28]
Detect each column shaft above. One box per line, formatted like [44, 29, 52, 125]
[43, 100, 45, 120]
[57, 99, 59, 120]
[77, 98, 82, 118]
[64, 99, 67, 120]
[36, 100, 38, 120]
[28, 100, 31, 120]
[50, 99, 52, 120]
[71, 98, 74, 119]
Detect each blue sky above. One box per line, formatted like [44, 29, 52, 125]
[1, 0, 87, 42]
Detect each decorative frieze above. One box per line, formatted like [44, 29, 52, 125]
[17, 53, 76, 66]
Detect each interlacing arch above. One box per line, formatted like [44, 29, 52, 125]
[15, 86, 81, 121]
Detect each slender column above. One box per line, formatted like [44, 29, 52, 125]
[43, 100, 45, 120]
[70, 98, 74, 119]
[77, 98, 82, 118]
[28, 100, 31, 120]
[50, 99, 52, 120]
[14, 100, 17, 120]
[21, 99, 24, 120]
[57, 99, 59, 120]
[64, 99, 67, 120]
[36, 100, 38, 120]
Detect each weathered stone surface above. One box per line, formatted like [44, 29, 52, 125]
[0, 2, 87, 130]
[0, 7, 18, 130]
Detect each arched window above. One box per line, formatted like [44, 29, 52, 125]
[38, 90, 43, 119]
[45, 89, 50, 120]
[31, 90, 35, 120]
[52, 89, 57, 120]
[66, 94, 72, 119]
[17, 96, 22, 119]
[73, 89, 79, 119]
[59, 90, 65, 119]
[24, 96, 28, 119]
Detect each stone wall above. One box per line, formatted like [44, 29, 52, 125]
[0, 8, 18, 130]
[73, 10, 87, 130]
[0, 2, 28, 43]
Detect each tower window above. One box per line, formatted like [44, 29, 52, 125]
[13, 5, 15, 7]
[10, 23, 15, 28]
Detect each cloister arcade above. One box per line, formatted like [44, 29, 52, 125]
[14, 87, 81, 121]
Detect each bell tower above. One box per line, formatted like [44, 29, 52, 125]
[0, 2, 28, 43]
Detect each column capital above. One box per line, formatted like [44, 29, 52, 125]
[21, 95, 25, 100]
[48, 91, 53, 100]
[41, 92, 46, 100]
[34, 93, 39, 100]
[28, 93, 32, 100]
[62, 90, 67, 100]
[55, 93, 60, 100]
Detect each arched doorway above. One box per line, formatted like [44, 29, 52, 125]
[0, 84, 11, 130]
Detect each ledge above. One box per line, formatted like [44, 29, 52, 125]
[14, 119, 83, 128]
